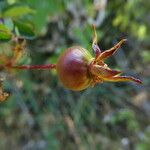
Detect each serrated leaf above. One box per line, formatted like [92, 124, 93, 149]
[3, 5, 35, 18]
[0, 24, 12, 41]
[14, 21, 35, 40]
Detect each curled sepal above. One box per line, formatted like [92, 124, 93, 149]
[102, 76, 142, 84]
[92, 24, 101, 58]
[96, 39, 127, 61]
[90, 65, 122, 78]
[89, 64, 142, 85]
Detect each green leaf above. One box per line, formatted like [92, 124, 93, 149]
[0, 24, 12, 41]
[3, 5, 35, 18]
[14, 21, 35, 40]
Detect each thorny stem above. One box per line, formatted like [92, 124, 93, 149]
[7, 64, 57, 70]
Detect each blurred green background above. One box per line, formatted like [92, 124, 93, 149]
[0, 0, 150, 150]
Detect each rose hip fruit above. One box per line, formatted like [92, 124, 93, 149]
[56, 46, 93, 91]
[11, 26, 142, 91]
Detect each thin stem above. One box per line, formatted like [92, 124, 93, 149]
[9, 64, 56, 70]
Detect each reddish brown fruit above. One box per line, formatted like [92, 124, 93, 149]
[56, 46, 93, 91]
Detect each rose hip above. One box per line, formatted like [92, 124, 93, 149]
[10, 26, 142, 91]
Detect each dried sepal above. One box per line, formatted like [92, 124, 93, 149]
[10, 37, 26, 65]
[101, 75, 142, 84]
[90, 65, 122, 77]
[96, 39, 127, 61]
[0, 36, 26, 101]
[92, 24, 101, 58]
[0, 77, 9, 102]
[0, 36, 27, 71]
[90, 26, 142, 85]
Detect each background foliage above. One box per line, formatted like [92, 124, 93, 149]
[0, 0, 150, 150]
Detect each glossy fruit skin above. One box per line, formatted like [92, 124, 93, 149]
[56, 46, 93, 91]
